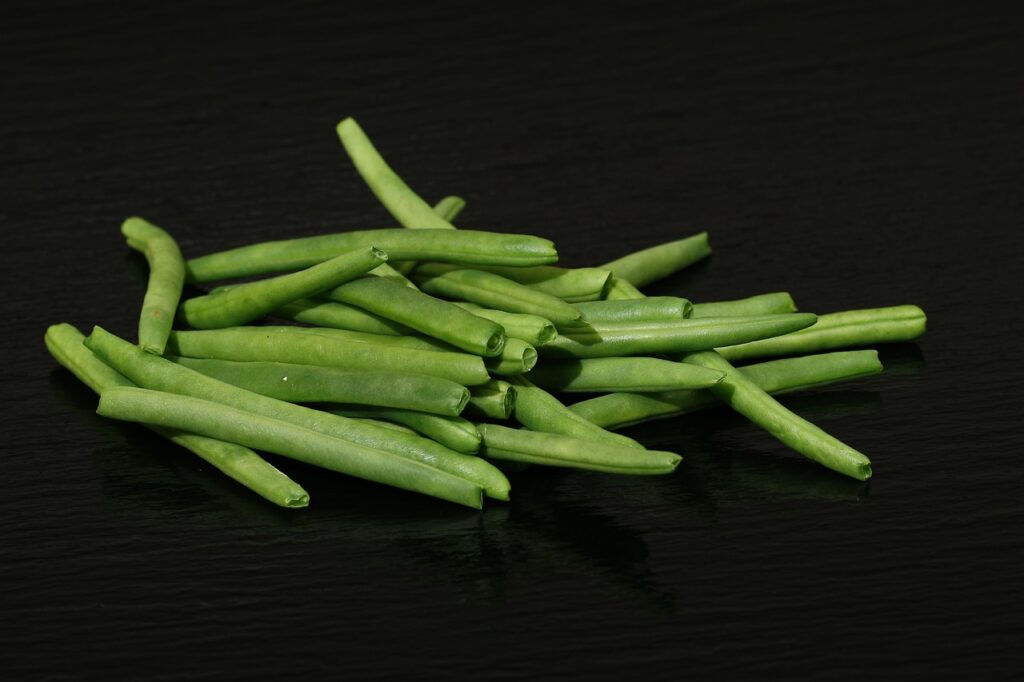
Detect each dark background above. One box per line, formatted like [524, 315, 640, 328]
[3, 1, 1023, 679]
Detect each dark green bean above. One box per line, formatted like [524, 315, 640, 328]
[330, 406, 481, 454]
[574, 297, 693, 324]
[274, 298, 413, 336]
[451, 303, 556, 346]
[691, 292, 796, 318]
[122, 217, 185, 355]
[465, 380, 515, 420]
[568, 350, 884, 429]
[180, 247, 386, 329]
[527, 357, 724, 392]
[169, 357, 470, 416]
[601, 232, 710, 288]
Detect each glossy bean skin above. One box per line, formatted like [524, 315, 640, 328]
[527, 357, 724, 392]
[325, 275, 505, 356]
[98, 387, 484, 509]
[166, 327, 490, 386]
[600, 232, 711, 289]
[451, 303, 556, 346]
[185, 228, 558, 283]
[122, 217, 185, 355]
[45, 323, 309, 508]
[180, 247, 386, 329]
[716, 305, 927, 362]
[574, 297, 693, 324]
[413, 263, 587, 327]
[392, 196, 465, 276]
[169, 356, 470, 416]
[471, 265, 612, 303]
[690, 292, 796, 318]
[540, 314, 818, 358]
[478, 424, 680, 475]
[464, 380, 515, 420]
[330, 406, 482, 454]
[506, 375, 642, 449]
[685, 350, 873, 480]
[85, 327, 510, 500]
[568, 350, 883, 429]
[274, 298, 413, 336]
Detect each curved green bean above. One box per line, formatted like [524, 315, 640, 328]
[122, 217, 185, 355]
[574, 297, 692, 324]
[413, 263, 586, 327]
[603, 276, 646, 300]
[465, 380, 516, 420]
[452, 303, 556, 346]
[98, 387, 483, 508]
[691, 292, 796, 318]
[166, 327, 490, 386]
[185, 228, 558, 283]
[330, 406, 481, 454]
[601, 232, 710, 288]
[684, 350, 872, 480]
[527, 357, 724, 392]
[274, 298, 413, 336]
[472, 265, 612, 303]
[325, 275, 505, 356]
[85, 327, 510, 500]
[45, 323, 308, 508]
[180, 247, 386, 329]
[568, 350, 884, 429]
[506, 375, 642, 449]
[431, 195, 466, 223]
[540, 314, 818, 358]
[169, 357, 470, 416]
[478, 423, 680, 475]
[716, 305, 927, 362]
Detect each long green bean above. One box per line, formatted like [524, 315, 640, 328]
[274, 298, 413, 336]
[166, 327, 490, 386]
[691, 292, 796, 318]
[478, 424, 680, 475]
[471, 265, 612, 302]
[603, 276, 647, 300]
[169, 357, 470, 416]
[180, 247, 386, 329]
[122, 217, 185, 355]
[574, 297, 692, 324]
[601, 232, 711, 288]
[185, 228, 558, 282]
[717, 305, 927, 362]
[540, 314, 818, 358]
[527, 357, 724, 392]
[45, 323, 309, 508]
[413, 263, 587, 327]
[451, 303, 556, 346]
[568, 350, 884, 429]
[465, 380, 515, 420]
[86, 327, 510, 500]
[98, 387, 483, 508]
[325, 275, 505, 356]
[330, 406, 481, 454]
[506, 375, 642, 449]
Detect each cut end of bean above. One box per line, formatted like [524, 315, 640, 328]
[521, 347, 538, 372]
[283, 492, 311, 508]
[368, 246, 389, 262]
[455, 388, 471, 415]
[485, 331, 506, 357]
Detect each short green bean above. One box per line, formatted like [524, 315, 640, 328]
[465, 380, 516, 420]
[452, 303, 556, 346]
[601, 232, 711, 288]
[484, 337, 538, 376]
[574, 297, 693, 324]
[527, 357, 724, 392]
[691, 292, 796, 318]
[330, 406, 482, 454]
[122, 217, 185, 355]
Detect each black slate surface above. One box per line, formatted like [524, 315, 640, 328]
[3, 1, 1023, 679]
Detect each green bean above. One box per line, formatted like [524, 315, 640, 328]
[506, 375, 642, 449]
[330, 406, 481, 454]
[478, 424, 680, 475]
[274, 298, 413, 336]
[413, 263, 586, 327]
[166, 327, 490, 386]
[540, 314, 818, 358]
[98, 387, 483, 508]
[484, 337, 537, 376]
[185, 228, 558, 283]
[45, 323, 308, 508]
[471, 265, 612, 302]
[431, 195, 466, 223]
[121, 217, 185, 355]
[603, 276, 646, 300]
[169, 357, 470, 416]
[691, 292, 796, 318]
[325, 275, 505, 356]
[527, 357, 724, 392]
[86, 327, 510, 500]
[568, 350, 884, 429]
[180, 247, 386, 329]
[684, 350, 872, 480]
[574, 297, 693, 324]
[716, 305, 927, 362]
[451, 303, 556, 346]
[368, 262, 419, 289]
[336, 117, 460, 231]
[465, 380, 516, 420]
[601, 232, 711, 288]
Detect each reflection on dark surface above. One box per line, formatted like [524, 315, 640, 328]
[771, 390, 882, 421]
[876, 343, 926, 375]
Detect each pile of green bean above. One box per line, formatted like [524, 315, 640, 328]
[45, 117, 927, 509]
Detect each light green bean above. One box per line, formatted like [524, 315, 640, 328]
[274, 298, 413, 336]
[452, 303, 556, 346]
[603, 276, 646, 300]
[691, 292, 796, 318]
[465, 380, 516, 420]
[574, 297, 692, 324]
[122, 217, 185, 355]
[431, 195, 466, 223]
[527, 357, 724, 392]
[330, 406, 481, 454]
[601, 232, 710, 288]
[471, 265, 612, 302]
[180, 247, 386, 329]
[484, 337, 538, 376]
